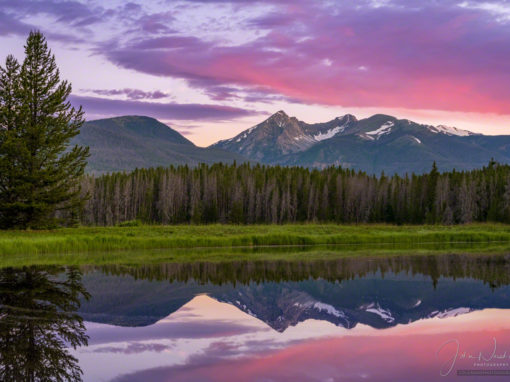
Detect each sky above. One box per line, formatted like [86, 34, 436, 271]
[77, 296, 510, 382]
[1, 0, 510, 146]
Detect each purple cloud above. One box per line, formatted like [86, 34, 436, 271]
[82, 88, 170, 100]
[201, 83, 295, 104]
[70, 95, 262, 121]
[86, 320, 264, 346]
[0, 0, 108, 27]
[93, 342, 173, 355]
[0, 11, 31, 36]
[3, 0, 510, 116]
[137, 11, 175, 34]
[97, 0, 510, 114]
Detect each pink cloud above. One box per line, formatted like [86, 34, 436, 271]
[3, 0, 510, 119]
[102, 1, 510, 114]
[112, 325, 510, 382]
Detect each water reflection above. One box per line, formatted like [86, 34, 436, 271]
[89, 252, 510, 287]
[0, 266, 89, 381]
[2, 253, 510, 381]
[78, 254, 510, 331]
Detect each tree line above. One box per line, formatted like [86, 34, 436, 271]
[78, 161, 510, 226]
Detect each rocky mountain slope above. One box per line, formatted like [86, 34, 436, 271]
[212, 111, 510, 174]
[212, 111, 357, 163]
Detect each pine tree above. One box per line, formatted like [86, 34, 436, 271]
[0, 31, 89, 228]
[0, 55, 21, 227]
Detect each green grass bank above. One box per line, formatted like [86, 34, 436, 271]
[4, 242, 510, 268]
[1, 224, 510, 258]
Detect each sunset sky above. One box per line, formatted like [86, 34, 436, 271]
[78, 296, 510, 382]
[2, 0, 510, 146]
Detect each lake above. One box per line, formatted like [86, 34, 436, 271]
[2, 253, 510, 381]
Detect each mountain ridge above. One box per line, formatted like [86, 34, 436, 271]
[212, 110, 358, 163]
[72, 113, 510, 175]
[211, 111, 509, 174]
[72, 115, 249, 173]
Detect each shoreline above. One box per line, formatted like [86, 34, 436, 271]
[1, 224, 510, 266]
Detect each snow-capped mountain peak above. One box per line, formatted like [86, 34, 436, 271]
[209, 111, 499, 173]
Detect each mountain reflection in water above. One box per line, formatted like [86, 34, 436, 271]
[2, 253, 510, 381]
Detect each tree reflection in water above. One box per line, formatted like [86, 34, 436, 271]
[0, 266, 89, 381]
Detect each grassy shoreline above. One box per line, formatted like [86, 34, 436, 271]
[3, 241, 510, 268]
[1, 224, 510, 259]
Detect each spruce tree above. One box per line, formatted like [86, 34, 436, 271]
[0, 31, 89, 228]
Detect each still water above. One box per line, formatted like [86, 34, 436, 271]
[2, 253, 510, 381]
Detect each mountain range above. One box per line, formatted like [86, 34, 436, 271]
[212, 111, 510, 174]
[74, 112, 510, 174]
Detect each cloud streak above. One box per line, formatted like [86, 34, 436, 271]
[82, 88, 170, 100]
[70, 95, 262, 121]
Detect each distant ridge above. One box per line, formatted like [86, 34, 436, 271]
[72, 116, 248, 173]
[211, 111, 510, 174]
[72, 113, 510, 174]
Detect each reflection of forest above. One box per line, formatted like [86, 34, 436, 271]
[0, 266, 89, 382]
[89, 253, 510, 288]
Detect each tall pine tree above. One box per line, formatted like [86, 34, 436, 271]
[0, 31, 89, 228]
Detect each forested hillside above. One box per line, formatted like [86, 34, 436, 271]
[78, 161, 510, 225]
[72, 116, 248, 173]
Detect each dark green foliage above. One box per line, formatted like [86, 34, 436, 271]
[0, 266, 89, 381]
[95, 253, 510, 289]
[0, 32, 89, 228]
[81, 161, 510, 225]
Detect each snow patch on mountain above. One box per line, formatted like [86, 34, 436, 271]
[428, 125, 473, 137]
[246, 309, 257, 318]
[366, 121, 394, 139]
[363, 302, 395, 323]
[313, 125, 347, 141]
[293, 135, 315, 143]
[429, 307, 472, 318]
[313, 302, 346, 318]
[236, 132, 248, 142]
[357, 133, 375, 141]
[311, 115, 354, 142]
